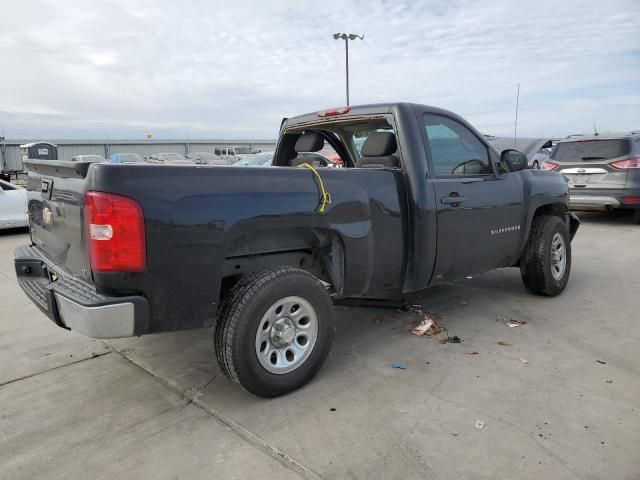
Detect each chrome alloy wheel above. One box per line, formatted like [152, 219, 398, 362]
[255, 296, 318, 374]
[550, 232, 566, 281]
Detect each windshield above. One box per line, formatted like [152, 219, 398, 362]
[552, 139, 630, 162]
[234, 147, 252, 155]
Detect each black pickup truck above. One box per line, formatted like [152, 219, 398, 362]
[15, 103, 579, 396]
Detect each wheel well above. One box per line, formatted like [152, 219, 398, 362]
[533, 203, 566, 221]
[221, 228, 345, 295]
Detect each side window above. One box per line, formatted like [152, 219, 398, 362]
[423, 114, 491, 177]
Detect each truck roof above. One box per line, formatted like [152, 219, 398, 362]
[284, 102, 466, 127]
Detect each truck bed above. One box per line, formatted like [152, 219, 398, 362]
[22, 161, 407, 333]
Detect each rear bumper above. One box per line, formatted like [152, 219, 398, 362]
[569, 195, 620, 211]
[569, 188, 640, 211]
[14, 244, 148, 338]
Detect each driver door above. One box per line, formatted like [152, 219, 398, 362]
[422, 113, 523, 280]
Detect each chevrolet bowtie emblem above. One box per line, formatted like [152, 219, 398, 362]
[42, 207, 53, 225]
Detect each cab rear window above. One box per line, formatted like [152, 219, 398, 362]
[551, 139, 630, 162]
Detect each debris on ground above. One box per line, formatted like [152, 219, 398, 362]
[391, 310, 401, 318]
[374, 315, 385, 324]
[465, 275, 473, 280]
[411, 315, 446, 337]
[405, 304, 423, 313]
[507, 318, 528, 328]
[391, 363, 407, 370]
[439, 335, 462, 344]
[455, 296, 468, 306]
[496, 314, 506, 322]
[475, 420, 485, 429]
[465, 351, 479, 355]
[596, 360, 606, 365]
[89, 352, 99, 359]
[518, 356, 529, 364]
[606, 379, 613, 384]
[330, 408, 336, 412]
[496, 341, 511, 346]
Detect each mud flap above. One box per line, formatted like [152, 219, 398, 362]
[568, 212, 580, 241]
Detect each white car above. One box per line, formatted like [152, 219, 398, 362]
[0, 179, 28, 229]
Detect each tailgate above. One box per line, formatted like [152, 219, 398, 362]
[24, 159, 97, 282]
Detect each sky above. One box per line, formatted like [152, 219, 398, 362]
[1, 0, 639, 140]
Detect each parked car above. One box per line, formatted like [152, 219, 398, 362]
[70, 155, 106, 163]
[489, 138, 556, 169]
[530, 147, 553, 169]
[15, 102, 579, 397]
[542, 132, 640, 222]
[145, 153, 192, 164]
[186, 152, 233, 165]
[214, 146, 252, 162]
[234, 151, 274, 167]
[109, 153, 144, 164]
[0, 179, 27, 229]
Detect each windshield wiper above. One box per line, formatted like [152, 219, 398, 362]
[581, 156, 606, 160]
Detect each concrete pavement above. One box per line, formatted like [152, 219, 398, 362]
[1, 211, 639, 479]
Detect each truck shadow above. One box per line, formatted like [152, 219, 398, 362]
[105, 275, 535, 397]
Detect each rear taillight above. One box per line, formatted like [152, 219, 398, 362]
[623, 196, 640, 204]
[610, 157, 640, 170]
[542, 160, 559, 171]
[85, 191, 146, 272]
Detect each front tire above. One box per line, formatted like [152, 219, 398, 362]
[520, 215, 571, 296]
[214, 266, 334, 397]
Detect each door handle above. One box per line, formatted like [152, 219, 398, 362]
[441, 194, 466, 206]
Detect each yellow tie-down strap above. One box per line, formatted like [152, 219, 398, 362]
[297, 163, 332, 214]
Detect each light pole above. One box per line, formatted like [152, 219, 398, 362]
[333, 33, 364, 106]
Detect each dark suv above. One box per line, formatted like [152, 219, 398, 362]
[543, 133, 640, 223]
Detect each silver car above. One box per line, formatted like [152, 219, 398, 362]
[0, 179, 28, 230]
[543, 132, 640, 223]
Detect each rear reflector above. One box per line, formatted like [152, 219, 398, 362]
[542, 160, 559, 171]
[85, 191, 146, 272]
[610, 157, 640, 170]
[318, 106, 351, 117]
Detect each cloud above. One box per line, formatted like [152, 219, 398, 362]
[0, 0, 638, 139]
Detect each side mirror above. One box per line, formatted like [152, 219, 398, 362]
[500, 149, 527, 172]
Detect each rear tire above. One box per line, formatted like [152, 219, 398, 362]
[214, 266, 334, 397]
[520, 215, 571, 296]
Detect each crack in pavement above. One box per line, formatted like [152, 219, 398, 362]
[0, 350, 114, 388]
[112, 349, 324, 480]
